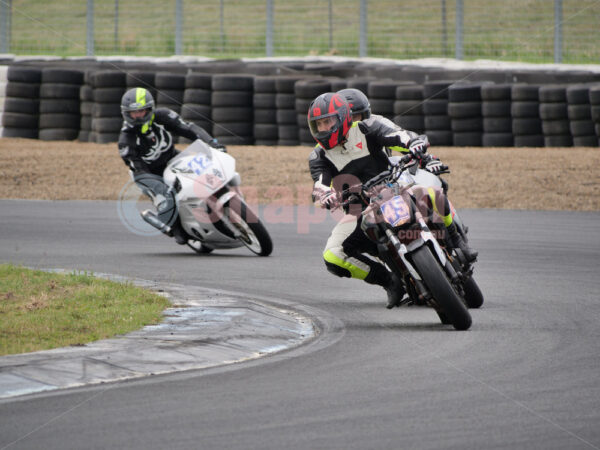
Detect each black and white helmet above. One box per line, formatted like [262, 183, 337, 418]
[120, 87, 155, 127]
[337, 88, 371, 120]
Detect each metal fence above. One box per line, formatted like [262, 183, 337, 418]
[1, 0, 599, 63]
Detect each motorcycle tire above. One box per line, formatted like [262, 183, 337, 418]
[226, 197, 273, 257]
[463, 276, 484, 309]
[410, 246, 472, 330]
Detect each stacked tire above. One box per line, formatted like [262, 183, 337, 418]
[211, 74, 255, 145]
[90, 70, 126, 143]
[368, 80, 406, 122]
[423, 80, 453, 146]
[590, 85, 600, 146]
[39, 68, 83, 141]
[539, 85, 572, 147]
[295, 78, 332, 146]
[78, 72, 94, 142]
[275, 76, 303, 146]
[1, 66, 41, 139]
[511, 84, 544, 147]
[180, 72, 213, 144]
[155, 72, 185, 115]
[566, 84, 597, 147]
[448, 83, 484, 147]
[125, 70, 156, 100]
[252, 76, 278, 146]
[394, 84, 425, 135]
[481, 84, 513, 147]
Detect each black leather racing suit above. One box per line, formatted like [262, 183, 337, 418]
[118, 108, 216, 231]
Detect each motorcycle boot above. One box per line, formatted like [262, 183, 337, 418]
[447, 222, 478, 262]
[365, 264, 407, 309]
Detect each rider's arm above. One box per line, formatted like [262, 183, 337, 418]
[360, 115, 424, 154]
[308, 146, 336, 202]
[118, 129, 150, 173]
[159, 108, 216, 144]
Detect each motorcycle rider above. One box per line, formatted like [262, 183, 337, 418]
[307, 92, 477, 308]
[118, 87, 226, 244]
[337, 87, 447, 178]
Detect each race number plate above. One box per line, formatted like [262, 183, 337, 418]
[187, 153, 213, 175]
[380, 195, 411, 227]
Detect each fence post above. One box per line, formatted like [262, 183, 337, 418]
[554, 0, 562, 63]
[86, 0, 94, 56]
[114, 0, 119, 52]
[455, 0, 463, 60]
[266, 0, 273, 56]
[441, 0, 448, 57]
[175, 0, 182, 55]
[0, 0, 10, 54]
[359, 0, 367, 57]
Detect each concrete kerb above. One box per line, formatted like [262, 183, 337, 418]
[0, 272, 317, 400]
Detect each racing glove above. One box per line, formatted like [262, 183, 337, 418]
[408, 138, 428, 158]
[209, 138, 227, 153]
[319, 190, 340, 210]
[424, 157, 447, 175]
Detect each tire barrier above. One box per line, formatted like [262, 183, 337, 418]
[0, 59, 599, 147]
[1, 66, 41, 139]
[253, 75, 278, 146]
[211, 74, 255, 145]
[38, 68, 83, 141]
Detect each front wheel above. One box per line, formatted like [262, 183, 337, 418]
[463, 276, 484, 309]
[410, 246, 472, 330]
[226, 197, 273, 256]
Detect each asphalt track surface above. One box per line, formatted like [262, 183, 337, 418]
[0, 200, 599, 450]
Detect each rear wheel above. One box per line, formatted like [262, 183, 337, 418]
[410, 246, 472, 330]
[226, 197, 273, 256]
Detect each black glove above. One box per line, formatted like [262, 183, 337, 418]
[209, 138, 227, 152]
[408, 138, 428, 158]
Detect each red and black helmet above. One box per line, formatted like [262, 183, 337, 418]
[307, 92, 352, 150]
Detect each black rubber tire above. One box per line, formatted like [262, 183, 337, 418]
[276, 109, 297, 125]
[40, 99, 80, 114]
[156, 89, 184, 105]
[38, 128, 79, 141]
[278, 125, 299, 140]
[126, 71, 156, 89]
[512, 118, 542, 135]
[511, 84, 540, 101]
[369, 98, 395, 115]
[591, 105, 600, 122]
[294, 79, 332, 98]
[511, 101, 540, 118]
[483, 117, 512, 133]
[92, 102, 121, 118]
[211, 90, 253, 107]
[424, 130, 453, 146]
[185, 73, 212, 90]
[39, 113, 80, 129]
[93, 87, 126, 103]
[40, 83, 81, 99]
[463, 276, 484, 308]
[253, 108, 277, 123]
[448, 102, 482, 118]
[424, 115, 451, 130]
[573, 135, 599, 147]
[453, 132, 482, 147]
[155, 73, 186, 90]
[410, 246, 471, 330]
[393, 115, 424, 132]
[514, 134, 545, 147]
[368, 80, 402, 98]
[589, 86, 600, 105]
[7, 66, 42, 83]
[2, 127, 38, 139]
[183, 89, 211, 105]
[180, 104, 211, 121]
[567, 104, 592, 120]
[275, 93, 296, 109]
[482, 133, 514, 147]
[212, 74, 254, 91]
[92, 70, 127, 88]
[544, 135, 573, 147]
[253, 93, 277, 109]
[2, 112, 39, 128]
[6, 82, 40, 99]
[423, 80, 454, 99]
[539, 103, 568, 120]
[570, 120, 595, 137]
[539, 85, 567, 103]
[481, 84, 512, 101]
[92, 117, 123, 133]
[393, 100, 423, 115]
[448, 84, 482, 102]
[226, 197, 273, 256]
[253, 76, 278, 93]
[451, 117, 483, 132]
[253, 123, 278, 140]
[3, 97, 39, 114]
[423, 99, 448, 115]
[542, 119, 570, 136]
[211, 107, 253, 122]
[395, 85, 423, 100]
[41, 68, 83, 85]
[566, 85, 591, 104]
[481, 101, 511, 117]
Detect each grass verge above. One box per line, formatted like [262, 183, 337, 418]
[0, 264, 170, 357]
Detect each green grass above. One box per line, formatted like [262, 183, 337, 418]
[5, 0, 600, 63]
[0, 264, 170, 356]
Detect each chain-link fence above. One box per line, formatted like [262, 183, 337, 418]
[1, 0, 599, 63]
